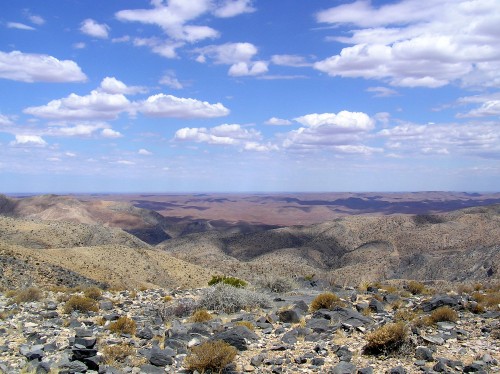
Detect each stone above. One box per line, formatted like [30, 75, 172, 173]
[281, 329, 298, 344]
[99, 301, 113, 310]
[421, 295, 459, 312]
[329, 361, 357, 374]
[311, 357, 325, 366]
[71, 348, 97, 360]
[387, 366, 407, 374]
[149, 347, 175, 366]
[306, 318, 332, 333]
[74, 328, 93, 337]
[422, 335, 445, 345]
[357, 367, 374, 374]
[136, 327, 153, 340]
[335, 346, 353, 362]
[278, 309, 301, 323]
[415, 346, 434, 361]
[369, 298, 385, 313]
[74, 337, 96, 349]
[250, 354, 265, 367]
[138, 364, 165, 374]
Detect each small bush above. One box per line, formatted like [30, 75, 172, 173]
[103, 343, 135, 366]
[190, 309, 213, 323]
[258, 275, 296, 293]
[163, 295, 173, 302]
[208, 275, 247, 288]
[310, 292, 344, 311]
[13, 287, 42, 304]
[407, 281, 426, 295]
[184, 340, 237, 373]
[364, 322, 408, 354]
[235, 320, 255, 331]
[83, 287, 102, 300]
[472, 291, 500, 311]
[109, 316, 137, 335]
[429, 306, 458, 323]
[394, 308, 419, 323]
[199, 284, 271, 313]
[63, 296, 98, 314]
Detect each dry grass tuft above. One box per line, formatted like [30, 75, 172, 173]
[190, 309, 213, 323]
[83, 286, 102, 300]
[235, 320, 255, 331]
[407, 281, 426, 295]
[13, 287, 43, 304]
[103, 343, 135, 366]
[63, 295, 98, 314]
[310, 292, 344, 311]
[108, 316, 137, 335]
[184, 340, 237, 373]
[428, 306, 458, 324]
[364, 322, 408, 354]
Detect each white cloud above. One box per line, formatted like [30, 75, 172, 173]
[138, 148, 152, 155]
[80, 19, 110, 39]
[175, 123, 263, 147]
[0, 50, 87, 83]
[265, 117, 292, 126]
[213, 0, 255, 18]
[46, 123, 107, 137]
[101, 128, 123, 138]
[332, 145, 383, 155]
[28, 15, 45, 25]
[139, 93, 229, 118]
[159, 71, 183, 89]
[10, 135, 47, 147]
[65, 152, 76, 157]
[228, 61, 268, 76]
[99, 77, 146, 95]
[243, 142, 278, 152]
[366, 86, 398, 97]
[7, 22, 35, 31]
[116, 160, 135, 165]
[24, 90, 131, 120]
[459, 100, 500, 118]
[73, 42, 86, 49]
[314, 0, 500, 88]
[271, 54, 310, 67]
[112, 35, 130, 43]
[378, 122, 500, 159]
[0, 114, 14, 126]
[116, 0, 218, 42]
[283, 111, 374, 151]
[133, 37, 183, 58]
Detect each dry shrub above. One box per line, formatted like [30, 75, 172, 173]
[235, 320, 255, 331]
[258, 275, 296, 293]
[190, 309, 213, 323]
[103, 343, 135, 366]
[13, 287, 42, 304]
[429, 306, 458, 323]
[109, 316, 137, 335]
[364, 322, 408, 354]
[63, 296, 98, 314]
[310, 292, 344, 311]
[394, 308, 419, 323]
[382, 285, 399, 294]
[184, 340, 237, 373]
[472, 291, 500, 311]
[407, 281, 426, 295]
[199, 284, 271, 313]
[83, 287, 102, 300]
[163, 295, 173, 302]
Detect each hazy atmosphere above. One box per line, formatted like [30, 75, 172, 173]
[1, 0, 500, 192]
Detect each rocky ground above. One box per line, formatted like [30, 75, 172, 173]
[0, 281, 498, 374]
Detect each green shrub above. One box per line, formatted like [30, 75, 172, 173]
[63, 296, 98, 314]
[109, 316, 137, 335]
[208, 275, 247, 288]
[364, 322, 408, 354]
[190, 309, 213, 323]
[310, 292, 344, 311]
[184, 340, 237, 373]
[13, 287, 43, 304]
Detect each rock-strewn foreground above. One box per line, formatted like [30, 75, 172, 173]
[0, 282, 498, 373]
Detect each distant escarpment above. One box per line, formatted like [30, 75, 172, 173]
[160, 204, 500, 285]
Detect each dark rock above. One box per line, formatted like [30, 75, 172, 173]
[72, 348, 97, 360]
[212, 328, 251, 351]
[358, 367, 374, 374]
[74, 328, 93, 337]
[415, 346, 434, 361]
[278, 309, 301, 323]
[139, 364, 166, 373]
[163, 338, 187, 354]
[43, 343, 57, 352]
[82, 355, 101, 371]
[149, 347, 175, 366]
[45, 301, 58, 310]
[355, 302, 369, 313]
[329, 361, 357, 374]
[421, 295, 459, 312]
[335, 346, 353, 362]
[270, 344, 288, 351]
[367, 286, 378, 293]
[41, 311, 59, 319]
[136, 327, 153, 340]
[311, 357, 325, 366]
[369, 298, 385, 313]
[306, 318, 332, 333]
[251, 354, 265, 367]
[294, 300, 309, 313]
[281, 330, 298, 344]
[294, 356, 307, 364]
[99, 300, 113, 310]
[463, 362, 486, 372]
[61, 360, 88, 373]
[103, 313, 120, 321]
[387, 366, 407, 374]
[74, 337, 96, 349]
[383, 293, 400, 304]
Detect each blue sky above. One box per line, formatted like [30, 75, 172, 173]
[1, 0, 500, 193]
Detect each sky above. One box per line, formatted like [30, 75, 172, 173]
[1, 0, 500, 193]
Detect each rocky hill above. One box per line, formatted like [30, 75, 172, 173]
[160, 204, 500, 285]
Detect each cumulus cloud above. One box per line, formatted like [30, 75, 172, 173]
[7, 22, 35, 31]
[265, 117, 292, 126]
[378, 122, 500, 159]
[213, 0, 255, 18]
[101, 128, 123, 138]
[24, 90, 131, 120]
[133, 37, 183, 58]
[195, 42, 267, 76]
[314, 0, 500, 88]
[46, 123, 108, 137]
[271, 54, 310, 67]
[174, 123, 272, 150]
[0, 114, 14, 126]
[28, 14, 45, 25]
[10, 135, 47, 147]
[80, 19, 110, 39]
[99, 77, 146, 95]
[366, 86, 398, 97]
[0, 51, 87, 83]
[283, 111, 375, 152]
[139, 94, 229, 118]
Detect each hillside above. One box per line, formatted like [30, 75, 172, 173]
[159, 204, 500, 285]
